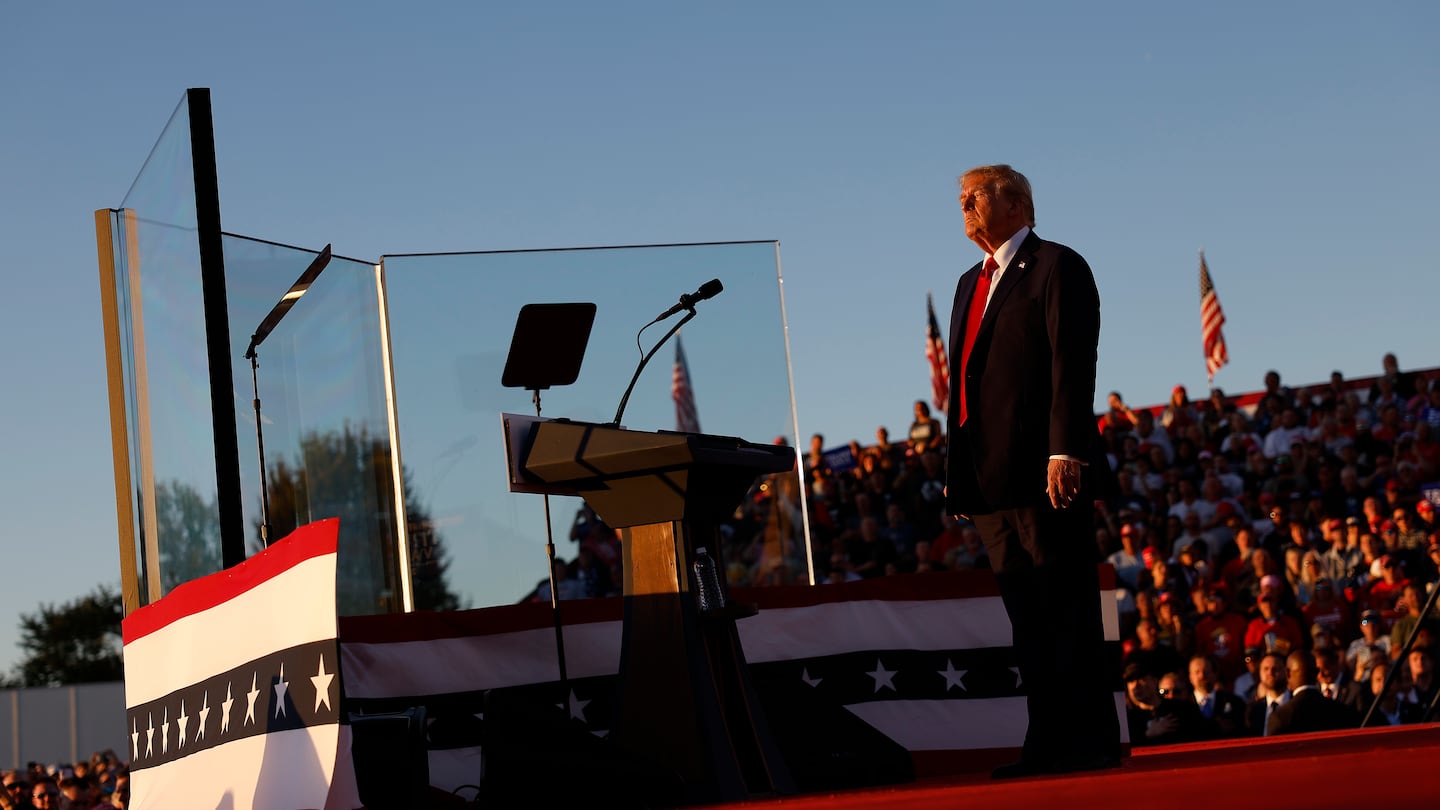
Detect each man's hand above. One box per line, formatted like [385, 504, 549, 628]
[1047, 458, 1082, 509]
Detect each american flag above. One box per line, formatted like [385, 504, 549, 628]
[1200, 251, 1229, 381]
[673, 334, 701, 433]
[925, 293, 951, 413]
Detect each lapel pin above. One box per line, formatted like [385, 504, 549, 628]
[1018, 261, 1027, 269]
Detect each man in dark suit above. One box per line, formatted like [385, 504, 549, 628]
[944, 165, 1119, 777]
[1267, 651, 1359, 735]
[1187, 654, 1248, 738]
[1244, 652, 1290, 736]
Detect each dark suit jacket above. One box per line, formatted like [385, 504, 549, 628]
[1199, 689, 1249, 738]
[944, 230, 1101, 517]
[1266, 687, 1359, 736]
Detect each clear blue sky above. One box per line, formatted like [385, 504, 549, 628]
[2, 2, 1437, 675]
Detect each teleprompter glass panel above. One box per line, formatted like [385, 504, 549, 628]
[222, 235, 402, 615]
[110, 94, 224, 599]
[381, 242, 809, 612]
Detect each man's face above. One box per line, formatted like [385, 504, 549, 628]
[1189, 658, 1215, 693]
[1136, 620, 1156, 646]
[1127, 674, 1158, 705]
[958, 174, 1026, 253]
[1158, 673, 1180, 699]
[1361, 615, 1382, 639]
[1259, 656, 1286, 690]
[1402, 586, 1422, 614]
[1408, 650, 1433, 681]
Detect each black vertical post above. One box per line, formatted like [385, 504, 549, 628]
[187, 87, 245, 569]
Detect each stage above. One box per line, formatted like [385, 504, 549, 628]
[717, 724, 1440, 809]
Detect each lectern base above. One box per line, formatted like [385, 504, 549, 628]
[613, 520, 794, 805]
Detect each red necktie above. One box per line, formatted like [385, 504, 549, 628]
[956, 257, 998, 427]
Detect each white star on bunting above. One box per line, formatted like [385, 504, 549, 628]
[130, 718, 139, 761]
[938, 659, 967, 692]
[245, 673, 260, 726]
[800, 667, 822, 688]
[197, 692, 210, 742]
[222, 683, 235, 734]
[866, 659, 898, 693]
[274, 663, 290, 718]
[177, 701, 189, 750]
[145, 712, 154, 758]
[160, 708, 170, 755]
[311, 654, 335, 713]
[558, 690, 591, 722]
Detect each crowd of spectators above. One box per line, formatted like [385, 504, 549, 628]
[0, 751, 127, 809]
[545, 354, 1440, 739]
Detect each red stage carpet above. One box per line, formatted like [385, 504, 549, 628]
[719, 724, 1440, 810]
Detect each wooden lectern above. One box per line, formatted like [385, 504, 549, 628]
[520, 419, 797, 805]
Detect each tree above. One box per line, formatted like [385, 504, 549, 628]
[265, 424, 464, 614]
[154, 479, 223, 593]
[15, 585, 124, 686]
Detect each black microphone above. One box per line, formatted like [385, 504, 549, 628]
[655, 278, 723, 321]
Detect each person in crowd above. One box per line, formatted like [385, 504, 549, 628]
[1359, 659, 1411, 726]
[1125, 664, 1204, 746]
[847, 515, 896, 579]
[29, 779, 59, 810]
[1162, 385, 1199, 434]
[1098, 391, 1138, 437]
[1, 773, 30, 809]
[1416, 498, 1439, 535]
[1266, 650, 1358, 735]
[1187, 654, 1248, 738]
[1245, 651, 1291, 735]
[908, 400, 944, 455]
[529, 556, 583, 603]
[1132, 409, 1174, 466]
[1303, 577, 1352, 639]
[943, 164, 1117, 777]
[1108, 522, 1144, 589]
[1347, 609, 1392, 684]
[1366, 555, 1411, 616]
[1263, 408, 1309, 460]
[1245, 590, 1304, 657]
[1398, 647, 1437, 717]
[1233, 646, 1263, 701]
[1314, 645, 1362, 704]
[1392, 506, 1428, 567]
[1193, 584, 1249, 685]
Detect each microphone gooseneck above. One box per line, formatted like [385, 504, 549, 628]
[612, 279, 724, 427]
